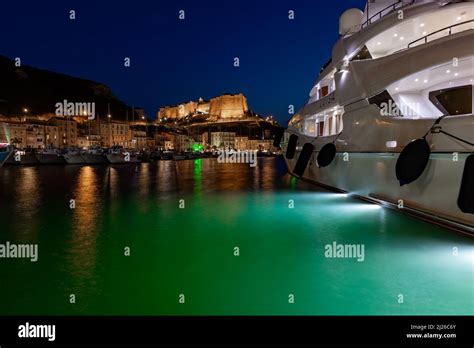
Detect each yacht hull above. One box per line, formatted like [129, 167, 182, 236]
[284, 144, 474, 234]
[283, 110, 474, 234]
[82, 153, 108, 164]
[35, 153, 66, 164]
[106, 154, 140, 164]
[63, 154, 86, 164]
[5, 152, 39, 165]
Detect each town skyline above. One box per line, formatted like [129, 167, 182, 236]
[0, 90, 281, 157]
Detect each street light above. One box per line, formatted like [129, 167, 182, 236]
[107, 114, 112, 147]
[21, 107, 29, 123]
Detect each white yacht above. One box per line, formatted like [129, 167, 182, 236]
[82, 148, 108, 164]
[106, 147, 140, 164]
[62, 149, 86, 164]
[35, 148, 66, 164]
[282, 0, 474, 234]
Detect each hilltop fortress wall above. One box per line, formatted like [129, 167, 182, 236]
[209, 94, 248, 119]
[157, 93, 248, 120]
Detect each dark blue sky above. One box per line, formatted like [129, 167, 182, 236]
[1, 0, 366, 124]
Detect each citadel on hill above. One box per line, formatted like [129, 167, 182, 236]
[157, 93, 250, 121]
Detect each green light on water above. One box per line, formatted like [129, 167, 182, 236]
[193, 159, 202, 196]
[194, 158, 202, 171]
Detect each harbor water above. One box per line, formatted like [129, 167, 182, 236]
[0, 157, 472, 315]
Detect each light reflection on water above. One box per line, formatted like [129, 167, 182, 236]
[12, 167, 41, 241]
[0, 157, 472, 315]
[69, 166, 101, 296]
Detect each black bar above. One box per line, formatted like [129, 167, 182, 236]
[0, 316, 472, 346]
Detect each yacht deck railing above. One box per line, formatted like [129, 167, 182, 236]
[361, 0, 415, 29]
[408, 20, 474, 48]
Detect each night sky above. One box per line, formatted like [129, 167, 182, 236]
[1, 0, 366, 124]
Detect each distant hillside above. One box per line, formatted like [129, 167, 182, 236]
[0, 55, 137, 120]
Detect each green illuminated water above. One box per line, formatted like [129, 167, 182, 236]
[0, 157, 472, 315]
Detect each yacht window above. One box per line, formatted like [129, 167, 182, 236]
[368, 90, 403, 117]
[429, 85, 472, 116]
[350, 46, 372, 62]
[318, 122, 324, 136]
[304, 118, 317, 136]
[315, 112, 344, 137]
[319, 86, 330, 99]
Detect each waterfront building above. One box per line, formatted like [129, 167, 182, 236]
[76, 121, 101, 149]
[49, 117, 78, 149]
[154, 132, 174, 151]
[234, 136, 250, 151]
[201, 132, 209, 149]
[130, 128, 147, 150]
[210, 132, 235, 149]
[99, 121, 130, 148]
[0, 122, 51, 149]
[76, 135, 101, 149]
[146, 137, 155, 150]
[164, 140, 173, 151]
[173, 134, 193, 152]
[0, 122, 26, 148]
[76, 136, 89, 148]
[44, 125, 60, 148]
[248, 139, 275, 152]
[99, 123, 109, 147]
[25, 124, 45, 148]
